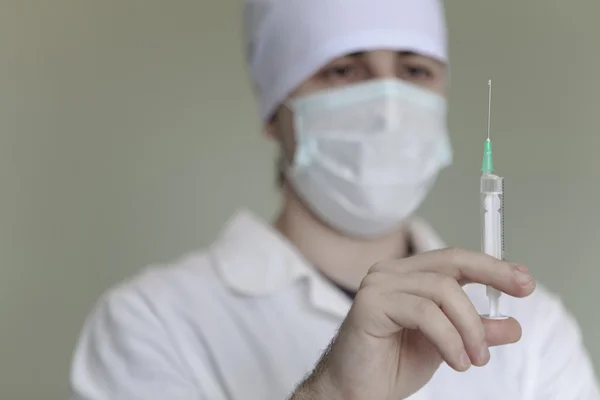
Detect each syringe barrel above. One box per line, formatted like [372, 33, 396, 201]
[481, 173, 504, 306]
[480, 173, 504, 261]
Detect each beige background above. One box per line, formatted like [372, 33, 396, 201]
[1, 1, 599, 399]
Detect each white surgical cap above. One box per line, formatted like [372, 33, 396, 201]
[244, 0, 448, 121]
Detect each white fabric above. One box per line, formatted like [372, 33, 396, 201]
[69, 209, 600, 400]
[286, 78, 452, 238]
[244, 0, 448, 121]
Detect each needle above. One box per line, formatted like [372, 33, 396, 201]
[487, 79, 492, 140]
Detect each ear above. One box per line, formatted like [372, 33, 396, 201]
[264, 117, 279, 140]
[264, 109, 281, 140]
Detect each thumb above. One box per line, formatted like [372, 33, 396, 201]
[483, 317, 523, 347]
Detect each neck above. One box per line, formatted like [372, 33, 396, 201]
[274, 185, 410, 291]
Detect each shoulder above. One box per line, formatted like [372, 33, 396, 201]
[70, 250, 231, 398]
[83, 249, 239, 336]
[73, 249, 229, 350]
[75, 208, 315, 360]
[464, 282, 596, 382]
[69, 222, 328, 399]
[447, 283, 599, 399]
[464, 281, 577, 347]
[70, 247, 264, 399]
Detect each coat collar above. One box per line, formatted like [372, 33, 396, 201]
[211, 208, 446, 318]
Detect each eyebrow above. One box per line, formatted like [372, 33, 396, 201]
[343, 51, 446, 71]
[346, 51, 419, 58]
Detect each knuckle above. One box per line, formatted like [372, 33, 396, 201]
[359, 271, 383, 290]
[413, 297, 437, 319]
[354, 286, 381, 309]
[367, 261, 388, 274]
[444, 246, 464, 265]
[434, 274, 459, 296]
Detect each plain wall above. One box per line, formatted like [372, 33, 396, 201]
[1, 1, 598, 399]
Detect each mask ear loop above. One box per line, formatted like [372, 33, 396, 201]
[440, 61, 452, 165]
[443, 58, 451, 108]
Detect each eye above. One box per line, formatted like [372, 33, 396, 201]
[399, 63, 434, 81]
[322, 62, 366, 84]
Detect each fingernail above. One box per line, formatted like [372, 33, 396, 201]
[477, 346, 490, 364]
[514, 266, 533, 285]
[460, 352, 471, 370]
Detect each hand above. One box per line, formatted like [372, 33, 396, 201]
[292, 247, 536, 400]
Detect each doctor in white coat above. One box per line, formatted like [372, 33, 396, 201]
[69, 0, 600, 399]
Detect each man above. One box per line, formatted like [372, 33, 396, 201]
[69, 0, 599, 399]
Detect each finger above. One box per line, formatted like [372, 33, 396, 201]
[378, 247, 536, 298]
[355, 289, 471, 372]
[482, 317, 523, 346]
[394, 272, 489, 366]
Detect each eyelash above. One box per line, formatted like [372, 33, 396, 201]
[401, 64, 433, 78]
[324, 64, 360, 79]
[322, 62, 434, 81]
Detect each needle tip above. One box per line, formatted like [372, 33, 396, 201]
[488, 79, 492, 86]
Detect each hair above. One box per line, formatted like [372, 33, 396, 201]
[276, 155, 285, 188]
[268, 111, 287, 189]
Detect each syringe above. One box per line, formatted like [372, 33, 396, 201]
[481, 80, 507, 320]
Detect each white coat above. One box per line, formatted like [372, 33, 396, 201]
[69, 209, 600, 400]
